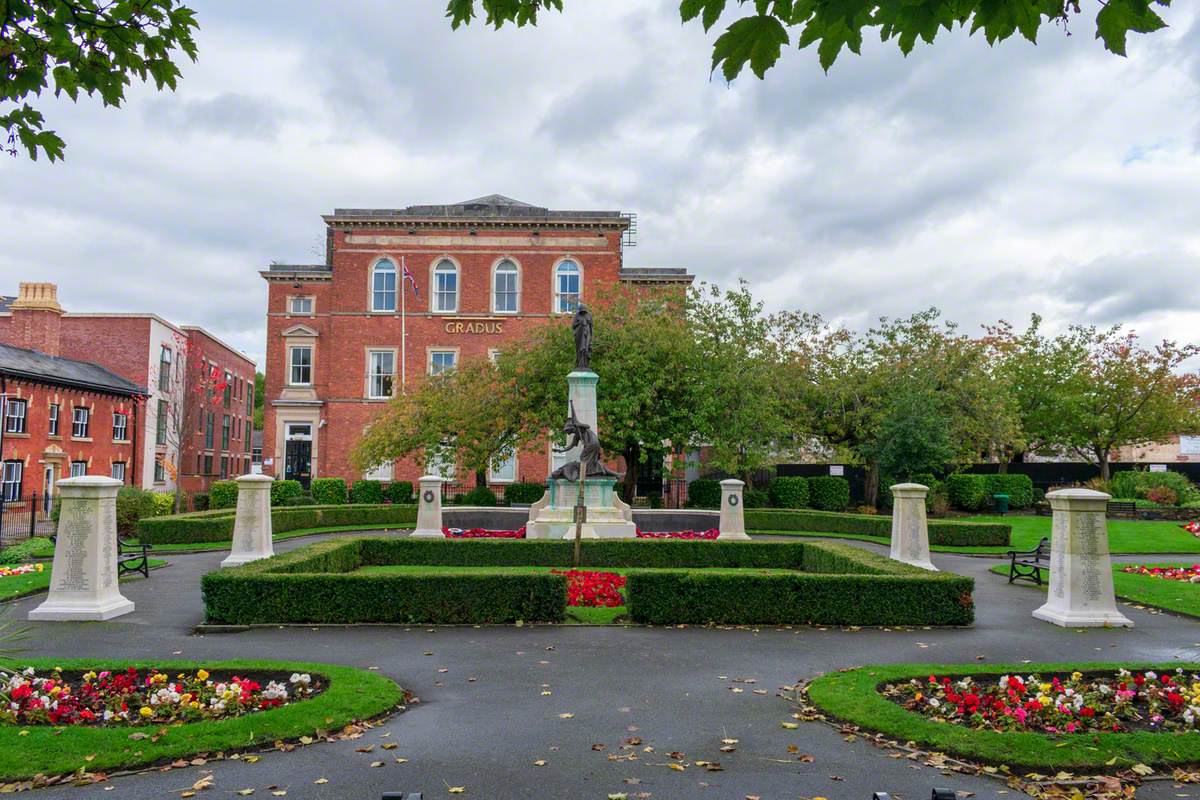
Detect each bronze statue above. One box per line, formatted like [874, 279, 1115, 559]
[550, 402, 618, 481]
[572, 305, 593, 371]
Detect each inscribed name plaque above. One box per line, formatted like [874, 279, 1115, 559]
[221, 474, 276, 567]
[718, 479, 750, 540]
[1032, 488, 1133, 628]
[411, 475, 446, 538]
[29, 476, 134, 621]
[889, 483, 937, 571]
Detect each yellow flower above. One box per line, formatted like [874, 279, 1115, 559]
[1037, 695, 1051, 705]
[189, 701, 200, 709]
[139, 706, 154, 718]
[180, 693, 192, 704]
[83, 671, 96, 681]
[915, 692, 924, 701]
[1071, 672, 1083, 681]
[196, 669, 209, 681]
[1040, 683, 1051, 693]
[35, 563, 44, 572]
[49, 686, 62, 696]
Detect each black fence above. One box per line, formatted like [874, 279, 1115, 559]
[0, 492, 57, 547]
[776, 462, 1200, 503]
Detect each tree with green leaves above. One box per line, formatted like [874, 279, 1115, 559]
[446, 0, 1171, 78]
[2, 0, 199, 161]
[253, 371, 265, 430]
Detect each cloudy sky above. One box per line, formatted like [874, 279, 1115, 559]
[2, 1, 1198, 368]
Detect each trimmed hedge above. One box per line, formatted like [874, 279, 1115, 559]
[310, 478, 347, 505]
[137, 504, 418, 545]
[270, 480, 303, 507]
[504, 482, 545, 504]
[985, 474, 1034, 509]
[349, 479, 384, 505]
[116, 486, 157, 535]
[209, 480, 239, 509]
[202, 538, 972, 626]
[687, 479, 722, 509]
[385, 481, 413, 504]
[946, 473, 1035, 510]
[461, 486, 498, 506]
[744, 508, 1010, 547]
[808, 476, 850, 511]
[743, 489, 770, 508]
[768, 476, 809, 509]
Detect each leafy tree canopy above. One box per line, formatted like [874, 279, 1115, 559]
[2, 0, 199, 161]
[445, 0, 1171, 78]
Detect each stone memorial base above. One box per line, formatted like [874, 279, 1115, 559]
[28, 595, 135, 622]
[526, 478, 638, 539]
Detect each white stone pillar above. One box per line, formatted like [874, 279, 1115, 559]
[889, 483, 937, 571]
[29, 476, 134, 621]
[718, 479, 750, 540]
[1034, 488, 1132, 628]
[221, 474, 275, 567]
[411, 475, 445, 538]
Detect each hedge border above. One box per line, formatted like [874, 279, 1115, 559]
[744, 508, 1010, 547]
[0, 658, 405, 781]
[202, 538, 973, 626]
[138, 504, 418, 544]
[806, 662, 1200, 771]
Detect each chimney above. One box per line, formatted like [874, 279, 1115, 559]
[10, 282, 64, 356]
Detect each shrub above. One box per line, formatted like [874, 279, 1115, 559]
[270, 479, 303, 507]
[208, 481, 239, 510]
[743, 508, 1010, 547]
[1033, 488, 1046, 504]
[115, 487, 157, 535]
[385, 481, 413, 504]
[984, 474, 1034, 509]
[136, 503, 419, 545]
[945, 474, 988, 510]
[310, 478, 347, 505]
[687, 479, 722, 509]
[743, 489, 771, 508]
[504, 482, 545, 505]
[807, 476, 850, 511]
[1146, 486, 1179, 506]
[191, 492, 209, 512]
[151, 492, 176, 516]
[349, 479, 384, 505]
[461, 486, 498, 506]
[768, 476, 809, 509]
[1111, 470, 1196, 505]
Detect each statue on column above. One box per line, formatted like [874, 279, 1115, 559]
[572, 304, 593, 371]
[550, 402, 618, 481]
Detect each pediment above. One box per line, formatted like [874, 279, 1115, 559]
[281, 324, 319, 338]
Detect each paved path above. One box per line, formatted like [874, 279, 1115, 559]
[7, 535, 1200, 800]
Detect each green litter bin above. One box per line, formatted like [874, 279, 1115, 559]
[993, 493, 1010, 514]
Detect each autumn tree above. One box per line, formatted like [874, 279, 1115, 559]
[446, 0, 1170, 79]
[2, 1, 199, 161]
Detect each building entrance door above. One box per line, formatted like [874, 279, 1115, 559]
[284, 423, 313, 489]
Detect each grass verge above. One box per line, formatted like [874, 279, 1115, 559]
[806, 662, 1200, 771]
[0, 658, 405, 781]
[989, 562, 1200, 618]
[1, 560, 167, 602]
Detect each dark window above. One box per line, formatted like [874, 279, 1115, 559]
[222, 415, 230, 449]
[48, 403, 58, 436]
[203, 454, 213, 476]
[204, 412, 214, 449]
[159, 346, 172, 391]
[155, 400, 167, 445]
[220, 456, 229, 479]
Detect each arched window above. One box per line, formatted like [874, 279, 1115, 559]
[555, 259, 580, 313]
[371, 259, 397, 312]
[433, 259, 458, 313]
[493, 259, 519, 313]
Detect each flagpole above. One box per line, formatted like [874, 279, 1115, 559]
[401, 256, 407, 393]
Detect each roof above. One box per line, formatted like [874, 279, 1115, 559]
[179, 326, 256, 368]
[619, 268, 695, 284]
[261, 264, 334, 282]
[0, 295, 14, 313]
[0, 343, 146, 396]
[324, 195, 628, 226]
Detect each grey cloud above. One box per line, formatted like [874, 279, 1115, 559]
[145, 92, 288, 141]
[1050, 252, 1200, 324]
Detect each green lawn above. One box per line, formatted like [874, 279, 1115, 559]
[0, 658, 405, 781]
[0, 559, 167, 602]
[753, 514, 1200, 555]
[989, 561, 1200, 618]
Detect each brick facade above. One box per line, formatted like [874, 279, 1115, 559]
[261, 195, 691, 493]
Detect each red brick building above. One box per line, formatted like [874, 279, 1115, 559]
[0, 283, 255, 499]
[261, 195, 691, 491]
[0, 288, 146, 524]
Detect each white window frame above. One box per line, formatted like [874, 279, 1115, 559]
[1, 461, 22, 501]
[428, 348, 458, 376]
[488, 448, 517, 484]
[492, 258, 520, 314]
[554, 258, 582, 314]
[371, 258, 398, 312]
[111, 462, 126, 483]
[70, 461, 87, 478]
[4, 398, 27, 434]
[367, 349, 396, 399]
[289, 296, 314, 315]
[431, 258, 459, 314]
[47, 403, 58, 436]
[113, 410, 129, 442]
[289, 345, 313, 386]
[72, 406, 90, 439]
[158, 346, 172, 392]
[488, 349, 501, 364]
[154, 458, 166, 483]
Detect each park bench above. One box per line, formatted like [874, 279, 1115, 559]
[48, 534, 152, 578]
[1007, 537, 1049, 586]
[1034, 501, 1051, 516]
[1106, 500, 1137, 519]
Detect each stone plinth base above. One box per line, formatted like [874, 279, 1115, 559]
[1032, 607, 1133, 628]
[29, 596, 135, 621]
[526, 477, 638, 539]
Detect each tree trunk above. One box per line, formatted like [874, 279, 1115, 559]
[622, 441, 640, 503]
[1098, 452, 1111, 482]
[475, 469, 488, 489]
[864, 462, 880, 508]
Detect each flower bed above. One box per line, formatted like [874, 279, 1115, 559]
[0, 563, 43, 578]
[2, 666, 319, 727]
[885, 669, 1200, 734]
[1182, 521, 1200, 536]
[636, 528, 719, 539]
[444, 526, 526, 538]
[1122, 564, 1200, 582]
[551, 569, 626, 607]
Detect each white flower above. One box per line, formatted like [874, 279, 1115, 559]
[928, 698, 941, 708]
[1146, 671, 1158, 680]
